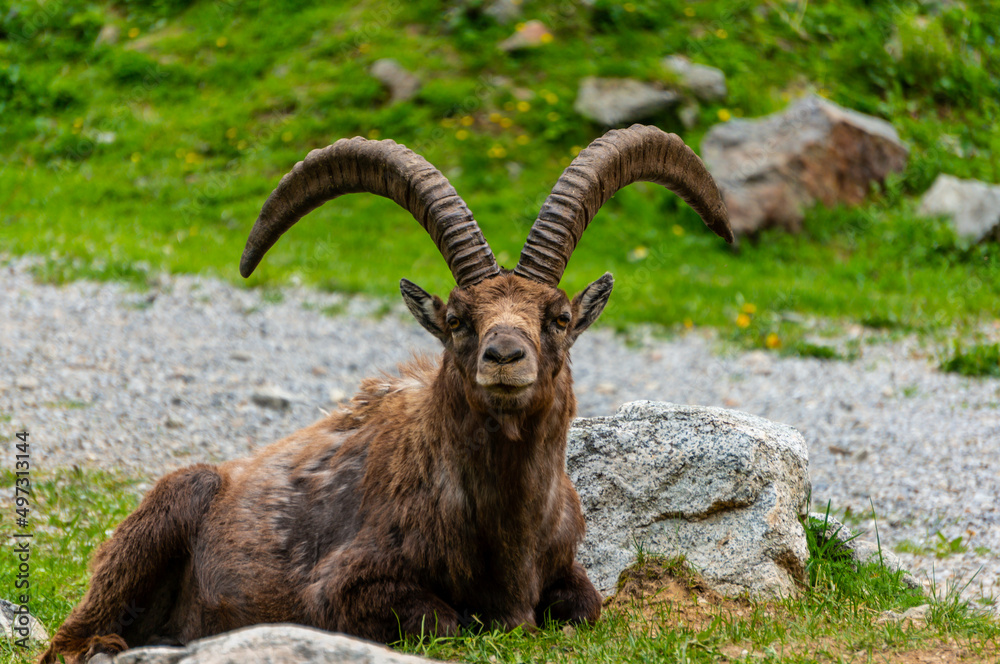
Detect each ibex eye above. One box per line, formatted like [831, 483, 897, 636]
[447, 317, 462, 330]
[555, 314, 571, 329]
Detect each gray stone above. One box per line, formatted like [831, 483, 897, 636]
[574, 77, 680, 126]
[113, 624, 433, 663]
[0, 598, 49, 643]
[808, 512, 921, 590]
[250, 388, 295, 411]
[484, 0, 523, 24]
[95, 24, 120, 47]
[568, 401, 810, 599]
[701, 95, 909, 234]
[370, 59, 421, 104]
[919, 174, 1000, 242]
[662, 55, 727, 102]
[15, 376, 39, 390]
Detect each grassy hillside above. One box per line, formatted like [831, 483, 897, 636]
[2, 0, 999, 351]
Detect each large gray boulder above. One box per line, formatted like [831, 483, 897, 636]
[574, 77, 680, 126]
[919, 174, 1000, 242]
[112, 624, 433, 663]
[568, 401, 810, 598]
[701, 95, 909, 235]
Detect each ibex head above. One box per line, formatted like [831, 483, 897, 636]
[240, 125, 733, 413]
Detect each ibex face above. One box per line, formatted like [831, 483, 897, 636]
[401, 271, 613, 412]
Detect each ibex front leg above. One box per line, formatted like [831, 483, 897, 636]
[41, 466, 221, 664]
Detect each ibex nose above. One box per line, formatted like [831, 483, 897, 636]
[483, 341, 526, 365]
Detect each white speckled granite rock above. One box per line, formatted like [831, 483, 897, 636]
[113, 624, 434, 664]
[568, 401, 810, 598]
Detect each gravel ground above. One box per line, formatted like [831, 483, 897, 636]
[2, 256, 998, 612]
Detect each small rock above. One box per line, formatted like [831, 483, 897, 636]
[662, 55, 728, 102]
[94, 24, 120, 47]
[311, 366, 328, 377]
[328, 387, 348, 403]
[919, 174, 1000, 242]
[251, 388, 294, 411]
[484, 0, 523, 24]
[498, 20, 552, 52]
[370, 59, 422, 104]
[0, 598, 49, 642]
[15, 376, 39, 390]
[876, 603, 930, 626]
[165, 417, 184, 429]
[574, 77, 680, 126]
[678, 100, 701, 130]
[229, 351, 252, 362]
[561, 625, 577, 638]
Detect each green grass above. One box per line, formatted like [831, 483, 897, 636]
[0, 469, 141, 663]
[1, 0, 999, 348]
[4, 470, 996, 663]
[941, 341, 1000, 377]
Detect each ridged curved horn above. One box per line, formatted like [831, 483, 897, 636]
[514, 124, 733, 286]
[240, 137, 500, 288]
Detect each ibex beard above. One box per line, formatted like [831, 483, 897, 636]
[43, 125, 732, 664]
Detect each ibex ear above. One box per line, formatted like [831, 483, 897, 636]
[400, 279, 448, 343]
[569, 272, 614, 344]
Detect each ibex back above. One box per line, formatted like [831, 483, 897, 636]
[43, 124, 732, 663]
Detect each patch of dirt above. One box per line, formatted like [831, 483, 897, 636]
[603, 556, 753, 632]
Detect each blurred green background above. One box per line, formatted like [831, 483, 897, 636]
[1, 0, 999, 353]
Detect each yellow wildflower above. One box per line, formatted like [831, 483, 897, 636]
[281, 131, 293, 143]
[684, 7, 695, 17]
[367, 129, 380, 139]
[736, 313, 751, 328]
[460, 115, 474, 126]
[455, 129, 469, 140]
[130, 152, 141, 163]
[488, 145, 507, 159]
[765, 333, 782, 349]
[570, 145, 582, 156]
[715, 28, 728, 39]
[516, 134, 530, 145]
[128, 27, 140, 38]
[499, 117, 513, 128]
[226, 127, 237, 139]
[684, 318, 694, 329]
[216, 36, 228, 48]
[672, 224, 684, 236]
[540, 32, 554, 44]
[516, 101, 530, 112]
[741, 303, 757, 314]
[547, 112, 560, 122]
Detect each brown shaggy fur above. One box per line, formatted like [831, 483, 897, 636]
[42, 272, 610, 663]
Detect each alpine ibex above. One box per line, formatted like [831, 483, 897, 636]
[43, 124, 732, 663]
